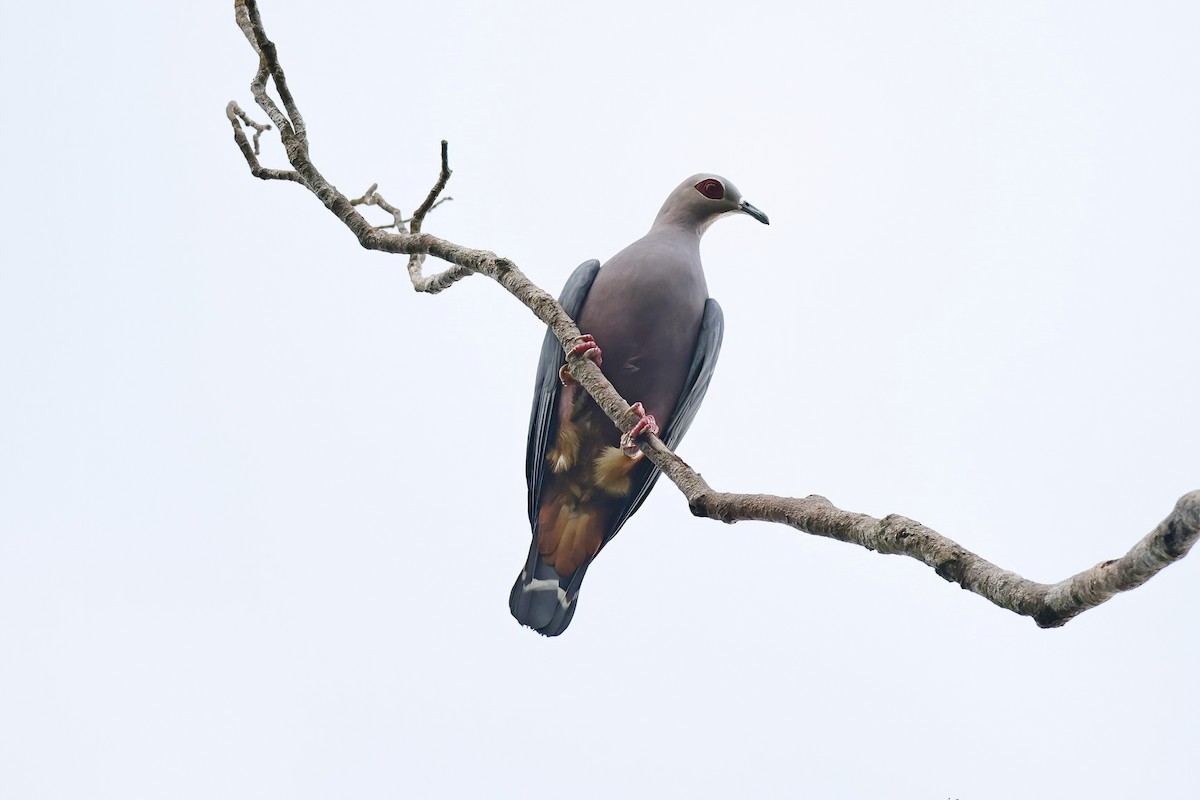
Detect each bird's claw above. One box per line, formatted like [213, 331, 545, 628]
[620, 402, 659, 458]
[559, 334, 603, 386]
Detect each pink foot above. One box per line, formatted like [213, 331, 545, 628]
[559, 334, 603, 385]
[620, 402, 660, 457]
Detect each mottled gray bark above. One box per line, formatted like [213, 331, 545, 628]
[227, 0, 1199, 628]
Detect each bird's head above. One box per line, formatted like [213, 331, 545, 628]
[653, 173, 770, 233]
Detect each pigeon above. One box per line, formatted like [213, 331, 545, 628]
[509, 174, 769, 635]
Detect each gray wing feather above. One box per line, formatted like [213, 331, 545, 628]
[525, 259, 601, 526]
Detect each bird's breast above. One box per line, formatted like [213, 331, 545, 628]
[575, 245, 708, 428]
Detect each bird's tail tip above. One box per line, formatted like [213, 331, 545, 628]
[509, 556, 583, 637]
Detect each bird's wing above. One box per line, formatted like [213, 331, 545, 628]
[661, 298, 725, 450]
[525, 259, 602, 527]
[607, 297, 725, 539]
[516, 291, 721, 635]
[547, 297, 723, 630]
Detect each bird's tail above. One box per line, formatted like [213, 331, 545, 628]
[509, 544, 588, 636]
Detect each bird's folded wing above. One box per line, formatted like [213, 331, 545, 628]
[525, 259, 602, 527]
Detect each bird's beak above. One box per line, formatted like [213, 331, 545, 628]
[740, 200, 769, 225]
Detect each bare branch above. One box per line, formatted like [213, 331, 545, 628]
[236, 0, 303, 144]
[349, 183, 454, 233]
[677, 480, 1200, 628]
[225, 102, 302, 183]
[406, 142, 458, 290]
[349, 183, 380, 207]
[350, 183, 406, 231]
[371, 198, 453, 231]
[411, 141, 452, 234]
[229, 102, 271, 154]
[227, 1, 1199, 628]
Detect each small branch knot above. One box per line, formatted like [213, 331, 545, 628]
[935, 558, 963, 583]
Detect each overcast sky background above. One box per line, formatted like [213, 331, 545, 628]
[2, 2, 1198, 798]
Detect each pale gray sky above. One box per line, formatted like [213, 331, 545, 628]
[2, 2, 1197, 798]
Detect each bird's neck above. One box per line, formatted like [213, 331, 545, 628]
[647, 216, 706, 243]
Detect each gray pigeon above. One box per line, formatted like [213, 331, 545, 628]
[510, 174, 769, 635]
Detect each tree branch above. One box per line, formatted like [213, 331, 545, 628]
[349, 182, 454, 233]
[226, 0, 1199, 628]
[226, 101, 302, 183]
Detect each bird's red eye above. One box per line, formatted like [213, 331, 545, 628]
[695, 178, 724, 200]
